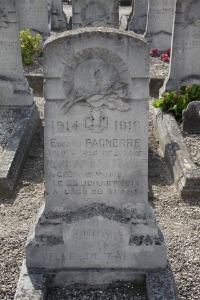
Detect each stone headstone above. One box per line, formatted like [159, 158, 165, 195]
[48, 0, 67, 30]
[26, 28, 167, 278]
[161, 0, 200, 92]
[144, 0, 176, 52]
[16, 0, 50, 34]
[72, 0, 119, 29]
[0, 0, 39, 195]
[128, 0, 148, 34]
[0, 0, 33, 106]
[182, 101, 200, 134]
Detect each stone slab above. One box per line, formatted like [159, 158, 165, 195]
[152, 106, 200, 196]
[72, 0, 119, 29]
[16, 0, 50, 34]
[0, 0, 33, 106]
[182, 101, 200, 134]
[144, 0, 175, 52]
[48, 0, 67, 30]
[0, 102, 39, 196]
[14, 259, 177, 299]
[128, 0, 148, 34]
[161, 0, 200, 92]
[27, 211, 167, 270]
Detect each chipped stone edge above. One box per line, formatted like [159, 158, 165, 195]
[152, 106, 200, 197]
[146, 262, 179, 300]
[0, 102, 39, 196]
[14, 260, 47, 300]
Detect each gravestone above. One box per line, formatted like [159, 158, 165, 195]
[182, 101, 200, 134]
[0, 0, 32, 106]
[48, 0, 67, 30]
[16, 0, 50, 34]
[26, 28, 167, 282]
[161, 0, 200, 92]
[128, 0, 148, 34]
[144, 0, 176, 52]
[0, 0, 39, 195]
[72, 0, 119, 29]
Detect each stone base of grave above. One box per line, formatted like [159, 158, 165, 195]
[25, 204, 168, 271]
[0, 102, 39, 196]
[0, 79, 33, 106]
[14, 260, 178, 300]
[152, 106, 200, 196]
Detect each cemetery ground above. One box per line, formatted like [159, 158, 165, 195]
[0, 93, 199, 299]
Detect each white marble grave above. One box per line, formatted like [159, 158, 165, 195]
[0, 0, 39, 196]
[26, 28, 167, 277]
[48, 0, 67, 30]
[128, 0, 148, 34]
[0, 0, 33, 106]
[17, 0, 50, 34]
[144, 0, 176, 52]
[161, 0, 200, 92]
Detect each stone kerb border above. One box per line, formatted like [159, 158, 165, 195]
[152, 107, 200, 197]
[0, 103, 39, 196]
[14, 259, 178, 300]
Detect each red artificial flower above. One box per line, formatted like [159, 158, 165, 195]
[150, 48, 160, 57]
[165, 48, 171, 57]
[161, 53, 170, 63]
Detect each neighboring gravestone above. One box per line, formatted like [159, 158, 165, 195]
[48, 0, 67, 30]
[128, 0, 148, 34]
[0, 0, 39, 195]
[144, 0, 176, 51]
[72, 0, 119, 29]
[26, 28, 167, 280]
[182, 101, 200, 134]
[0, 0, 32, 106]
[161, 0, 200, 92]
[16, 0, 50, 34]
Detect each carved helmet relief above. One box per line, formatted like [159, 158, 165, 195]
[62, 49, 131, 114]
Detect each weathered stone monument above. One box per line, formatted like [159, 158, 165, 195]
[72, 0, 119, 29]
[26, 27, 168, 281]
[128, 0, 148, 34]
[0, 1, 33, 106]
[0, 0, 39, 195]
[183, 101, 200, 134]
[48, 0, 67, 30]
[161, 0, 200, 92]
[16, 0, 50, 34]
[144, 0, 175, 52]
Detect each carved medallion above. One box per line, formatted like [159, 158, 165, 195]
[62, 49, 131, 114]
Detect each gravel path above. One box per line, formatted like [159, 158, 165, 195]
[181, 130, 200, 170]
[0, 96, 199, 299]
[0, 108, 21, 155]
